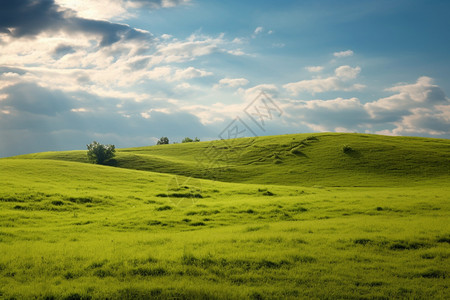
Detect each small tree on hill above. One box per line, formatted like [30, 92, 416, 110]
[87, 141, 116, 165]
[157, 137, 169, 145]
[182, 137, 200, 143]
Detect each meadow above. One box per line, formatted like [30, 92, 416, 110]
[0, 133, 449, 299]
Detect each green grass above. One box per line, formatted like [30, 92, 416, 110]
[14, 133, 450, 187]
[1, 133, 449, 299]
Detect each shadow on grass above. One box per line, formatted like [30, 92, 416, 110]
[343, 149, 362, 158]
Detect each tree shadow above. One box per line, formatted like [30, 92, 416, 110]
[344, 150, 362, 158]
[103, 159, 118, 166]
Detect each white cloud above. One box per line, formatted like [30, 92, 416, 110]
[232, 37, 244, 44]
[173, 67, 212, 81]
[252, 26, 273, 38]
[334, 127, 354, 133]
[305, 66, 324, 73]
[365, 76, 449, 121]
[56, 0, 130, 20]
[240, 84, 279, 102]
[334, 50, 354, 57]
[281, 76, 450, 137]
[335, 65, 360, 80]
[227, 49, 246, 56]
[56, 0, 191, 20]
[301, 97, 363, 111]
[254, 27, 264, 35]
[215, 77, 249, 89]
[145, 66, 212, 82]
[283, 65, 364, 95]
[71, 108, 88, 112]
[161, 34, 173, 40]
[174, 82, 191, 90]
[154, 34, 223, 63]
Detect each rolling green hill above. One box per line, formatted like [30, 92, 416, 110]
[1, 133, 449, 299]
[13, 133, 450, 187]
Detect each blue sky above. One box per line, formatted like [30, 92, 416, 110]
[0, 0, 449, 157]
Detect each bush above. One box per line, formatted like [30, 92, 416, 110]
[157, 137, 169, 145]
[342, 144, 353, 153]
[182, 137, 200, 143]
[87, 141, 115, 165]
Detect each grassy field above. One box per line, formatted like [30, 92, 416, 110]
[1, 133, 449, 299]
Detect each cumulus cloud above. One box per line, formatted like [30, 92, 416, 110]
[281, 76, 450, 137]
[283, 65, 365, 95]
[214, 78, 249, 89]
[56, 0, 130, 20]
[365, 77, 450, 137]
[334, 50, 354, 57]
[173, 67, 212, 81]
[305, 66, 324, 73]
[56, 0, 190, 20]
[394, 107, 450, 136]
[365, 76, 449, 122]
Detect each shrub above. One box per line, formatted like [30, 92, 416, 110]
[131, 267, 167, 276]
[436, 235, 450, 243]
[86, 141, 115, 165]
[354, 238, 372, 245]
[155, 205, 173, 211]
[342, 144, 353, 153]
[190, 222, 206, 226]
[182, 137, 200, 143]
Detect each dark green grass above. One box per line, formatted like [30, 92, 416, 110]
[13, 133, 450, 186]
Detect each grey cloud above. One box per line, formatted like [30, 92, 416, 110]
[1, 82, 73, 116]
[0, 0, 64, 37]
[128, 57, 151, 71]
[0, 66, 26, 75]
[0, 82, 213, 157]
[67, 17, 150, 47]
[285, 98, 370, 131]
[0, 0, 152, 47]
[53, 44, 76, 59]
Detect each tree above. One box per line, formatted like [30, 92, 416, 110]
[157, 137, 169, 145]
[182, 137, 200, 143]
[87, 141, 116, 165]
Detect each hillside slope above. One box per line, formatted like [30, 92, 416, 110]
[11, 133, 450, 187]
[1, 141, 449, 299]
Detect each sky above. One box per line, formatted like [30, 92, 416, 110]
[0, 0, 449, 157]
